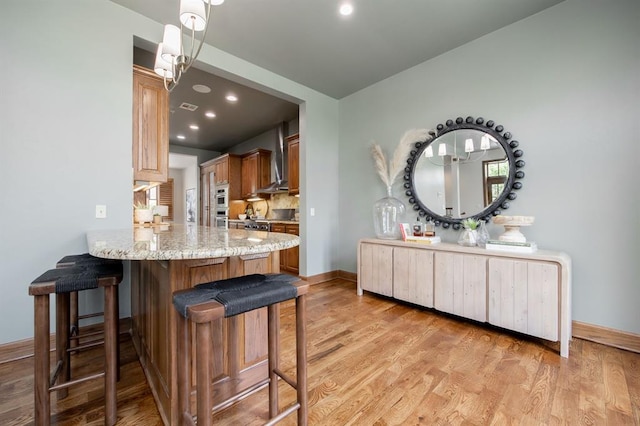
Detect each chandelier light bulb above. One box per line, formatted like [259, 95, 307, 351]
[465, 138, 474, 153]
[154, 43, 174, 79]
[180, 0, 207, 31]
[161, 24, 182, 61]
[480, 135, 491, 150]
[438, 143, 447, 157]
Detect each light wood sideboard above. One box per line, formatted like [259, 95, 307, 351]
[357, 239, 572, 357]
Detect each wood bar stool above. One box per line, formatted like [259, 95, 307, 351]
[173, 273, 309, 426]
[55, 254, 122, 379]
[29, 261, 123, 426]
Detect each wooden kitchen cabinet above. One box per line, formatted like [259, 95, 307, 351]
[200, 154, 241, 226]
[200, 162, 215, 226]
[358, 239, 572, 357]
[131, 252, 277, 424]
[133, 65, 168, 182]
[286, 133, 300, 195]
[241, 149, 271, 198]
[271, 223, 299, 274]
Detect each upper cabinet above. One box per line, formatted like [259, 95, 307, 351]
[286, 133, 300, 195]
[241, 149, 271, 198]
[132, 65, 168, 183]
[202, 154, 242, 198]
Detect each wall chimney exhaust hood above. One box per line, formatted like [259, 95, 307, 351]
[257, 122, 288, 194]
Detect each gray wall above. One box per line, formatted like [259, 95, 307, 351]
[338, 0, 640, 334]
[0, 1, 338, 344]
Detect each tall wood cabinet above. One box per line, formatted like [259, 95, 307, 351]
[357, 239, 572, 357]
[241, 149, 271, 198]
[200, 154, 241, 226]
[132, 65, 168, 183]
[286, 134, 300, 195]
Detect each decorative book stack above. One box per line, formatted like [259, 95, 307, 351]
[485, 239, 537, 253]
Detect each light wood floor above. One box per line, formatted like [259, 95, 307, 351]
[1, 279, 638, 425]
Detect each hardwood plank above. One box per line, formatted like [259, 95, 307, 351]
[2, 279, 639, 425]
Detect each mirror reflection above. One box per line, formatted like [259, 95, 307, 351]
[413, 129, 507, 219]
[404, 116, 525, 229]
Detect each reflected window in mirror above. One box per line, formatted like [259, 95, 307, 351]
[483, 158, 509, 206]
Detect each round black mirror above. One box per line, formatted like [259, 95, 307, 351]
[404, 116, 525, 230]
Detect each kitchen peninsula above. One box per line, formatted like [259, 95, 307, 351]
[86, 225, 300, 425]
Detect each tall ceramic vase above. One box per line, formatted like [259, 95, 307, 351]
[373, 185, 405, 239]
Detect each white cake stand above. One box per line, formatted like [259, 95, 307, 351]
[493, 215, 535, 243]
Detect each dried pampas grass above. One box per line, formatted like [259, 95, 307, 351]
[371, 128, 432, 189]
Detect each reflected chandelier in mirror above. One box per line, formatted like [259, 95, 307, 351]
[404, 116, 525, 230]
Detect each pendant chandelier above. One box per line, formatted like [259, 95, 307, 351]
[153, 0, 224, 92]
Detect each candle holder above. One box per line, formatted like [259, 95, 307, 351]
[493, 215, 535, 243]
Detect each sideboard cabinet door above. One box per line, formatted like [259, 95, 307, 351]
[488, 258, 559, 341]
[393, 247, 434, 307]
[434, 253, 487, 322]
[359, 243, 393, 297]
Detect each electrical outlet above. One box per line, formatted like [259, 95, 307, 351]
[96, 205, 107, 219]
[310, 207, 315, 217]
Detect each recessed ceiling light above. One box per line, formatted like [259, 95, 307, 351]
[189, 124, 199, 130]
[225, 94, 238, 102]
[192, 84, 211, 93]
[205, 111, 216, 118]
[177, 135, 186, 140]
[339, 3, 353, 16]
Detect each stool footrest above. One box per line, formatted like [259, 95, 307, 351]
[264, 403, 301, 426]
[49, 371, 105, 392]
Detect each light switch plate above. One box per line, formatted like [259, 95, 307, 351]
[96, 205, 107, 218]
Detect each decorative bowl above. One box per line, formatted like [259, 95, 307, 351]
[238, 214, 247, 220]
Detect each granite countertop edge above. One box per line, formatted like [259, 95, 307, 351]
[86, 225, 300, 261]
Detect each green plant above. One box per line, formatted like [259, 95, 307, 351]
[461, 218, 479, 230]
[134, 202, 150, 210]
[153, 213, 161, 217]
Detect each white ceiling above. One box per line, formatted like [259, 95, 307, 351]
[118, 0, 565, 151]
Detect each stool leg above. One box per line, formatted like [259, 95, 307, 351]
[34, 294, 50, 426]
[268, 303, 280, 418]
[103, 285, 117, 426]
[55, 293, 70, 400]
[115, 285, 120, 382]
[296, 294, 308, 426]
[177, 313, 191, 426]
[69, 291, 78, 349]
[196, 321, 213, 426]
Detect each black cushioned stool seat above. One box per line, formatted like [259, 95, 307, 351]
[173, 273, 309, 426]
[55, 254, 122, 377]
[29, 261, 123, 426]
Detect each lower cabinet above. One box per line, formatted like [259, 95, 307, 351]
[357, 239, 571, 357]
[393, 247, 434, 307]
[488, 258, 559, 341]
[271, 223, 299, 274]
[434, 252, 487, 322]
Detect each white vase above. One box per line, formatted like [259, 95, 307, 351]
[135, 209, 153, 224]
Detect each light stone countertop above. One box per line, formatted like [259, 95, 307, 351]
[86, 224, 300, 261]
